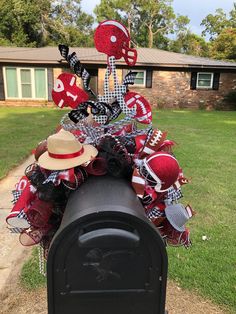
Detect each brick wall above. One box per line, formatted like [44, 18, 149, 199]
[130, 71, 236, 109]
[0, 100, 54, 107]
[1, 66, 236, 109]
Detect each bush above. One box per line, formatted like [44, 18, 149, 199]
[222, 91, 236, 110]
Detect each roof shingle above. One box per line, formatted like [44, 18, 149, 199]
[0, 46, 236, 69]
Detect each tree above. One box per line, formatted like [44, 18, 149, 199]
[94, 0, 139, 42]
[174, 14, 190, 35]
[48, 0, 94, 46]
[210, 28, 236, 60]
[201, 4, 236, 40]
[229, 3, 236, 27]
[135, 0, 175, 48]
[94, 0, 124, 22]
[169, 31, 209, 57]
[168, 14, 209, 57]
[200, 4, 236, 60]
[0, 0, 50, 47]
[0, 0, 94, 47]
[94, 0, 188, 49]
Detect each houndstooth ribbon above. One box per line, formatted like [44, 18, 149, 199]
[43, 169, 75, 186]
[122, 71, 138, 86]
[11, 190, 22, 204]
[165, 187, 183, 204]
[68, 100, 122, 125]
[98, 56, 135, 116]
[38, 245, 47, 276]
[58, 45, 96, 98]
[43, 171, 59, 185]
[17, 209, 28, 220]
[147, 206, 165, 220]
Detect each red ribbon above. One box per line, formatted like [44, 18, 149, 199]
[49, 147, 84, 159]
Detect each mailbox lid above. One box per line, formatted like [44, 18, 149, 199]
[59, 175, 149, 231]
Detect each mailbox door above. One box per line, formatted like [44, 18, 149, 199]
[48, 217, 167, 314]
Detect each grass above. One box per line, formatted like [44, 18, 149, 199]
[20, 248, 46, 289]
[2, 108, 235, 312]
[0, 107, 68, 179]
[155, 110, 236, 313]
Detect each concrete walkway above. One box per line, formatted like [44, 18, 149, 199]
[0, 155, 34, 292]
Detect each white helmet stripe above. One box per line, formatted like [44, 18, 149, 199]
[147, 153, 178, 164]
[102, 20, 129, 38]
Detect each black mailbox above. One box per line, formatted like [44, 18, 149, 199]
[47, 175, 168, 314]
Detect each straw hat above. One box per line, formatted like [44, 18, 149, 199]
[38, 129, 98, 170]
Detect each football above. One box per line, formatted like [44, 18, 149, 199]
[124, 91, 152, 124]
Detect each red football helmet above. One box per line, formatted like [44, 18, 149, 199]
[52, 73, 89, 109]
[140, 152, 180, 192]
[94, 20, 137, 66]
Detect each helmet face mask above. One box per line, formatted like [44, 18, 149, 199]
[122, 44, 138, 66]
[140, 161, 164, 192]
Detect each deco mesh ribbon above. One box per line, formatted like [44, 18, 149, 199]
[6, 19, 195, 267]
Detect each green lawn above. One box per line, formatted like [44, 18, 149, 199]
[155, 110, 236, 313]
[0, 107, 68, 179]
[1, 107, 236, 312]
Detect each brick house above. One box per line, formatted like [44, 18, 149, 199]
[0, 46, 236, 109]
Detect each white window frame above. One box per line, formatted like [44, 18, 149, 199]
[196, 72, 214, 89]
[130, 69, 146, 87]
[3, 67, 48, 100]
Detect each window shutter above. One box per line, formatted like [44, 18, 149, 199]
[213, 73, 220, 90]
[190, 72, 197, 90]
[47, 68, 53, 101]
[146, 69, 153, 88]
[0, 67, 5, 100]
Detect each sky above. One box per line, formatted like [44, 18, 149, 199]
[172, 0, 235, 35]
[81, 0, 235, 36]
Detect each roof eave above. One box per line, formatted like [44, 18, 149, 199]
[0, 59, 61, 65]
[135, 62, 236, 70]
[1, 59, 236, 70]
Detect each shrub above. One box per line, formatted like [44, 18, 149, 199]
[222, 91, 236, 110]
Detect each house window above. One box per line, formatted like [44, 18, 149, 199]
[196, 72, 213, 89]
[123, 69, 153, 88]
[4, 67, 48, 99]
[132, 70, 146, 86]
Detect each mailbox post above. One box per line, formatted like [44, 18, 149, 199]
[47, 175, 168, 314]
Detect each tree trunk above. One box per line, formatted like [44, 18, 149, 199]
[148, 25, 153, 48]
[127, 12, 131, 46]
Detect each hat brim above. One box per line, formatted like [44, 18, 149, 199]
[38, 144, 98, 171]
[165, 204, 187, 232]
[6, 215, 30, 229]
